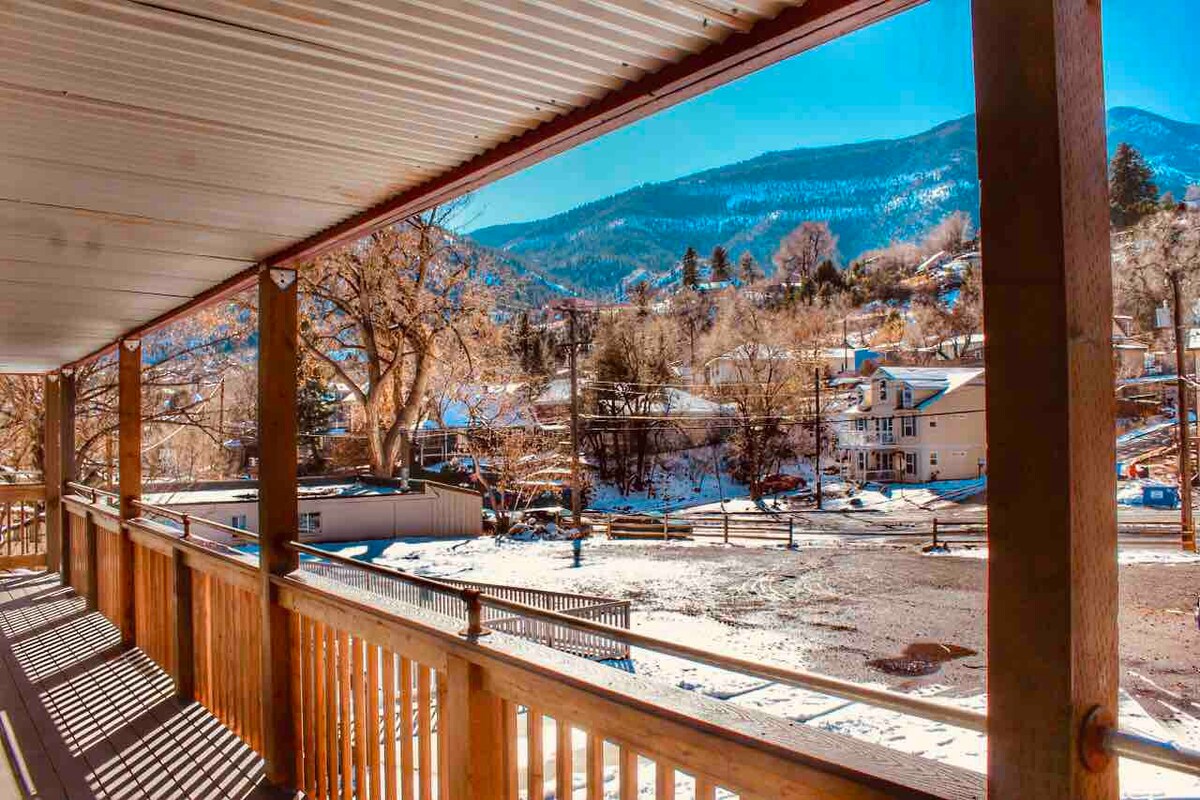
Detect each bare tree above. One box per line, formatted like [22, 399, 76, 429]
[1114, 209, 1200, 335]
[773, 221, 837, 286]
[921, 211, 973, 256]
[0, 376, 44, 479]
[299, 203, 491, 477]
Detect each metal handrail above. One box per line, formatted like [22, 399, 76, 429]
[1109, 728, 1200, 778]
[287, 540, 470, 599]
[65, 481, 119, 503]
[130, 498, 259, 542]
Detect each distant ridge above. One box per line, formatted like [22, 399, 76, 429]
[470, 108, 1200, 297]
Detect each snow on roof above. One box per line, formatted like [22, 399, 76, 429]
[875, 366, 984, 403]
[534, 378, 571, 405]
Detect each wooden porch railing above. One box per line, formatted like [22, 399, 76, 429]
[0, 482, 46, 568]
[51, 488, 1200, 798]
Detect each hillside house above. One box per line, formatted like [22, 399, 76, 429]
[837, 366, 987, 483]
[1112, 315, 1149, 378]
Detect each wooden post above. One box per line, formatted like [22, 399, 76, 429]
[117, 338, 141, 646]
[171, 548, 195, 702]
[444, 655, 506, 799]
[258, 265, 298, 788]
[931, 518, 939, 550]
[722, 512, 729, 544]
[972, 2, 1118, 798]
[59, 370, 76, 585]
[43, 373, 62, 572]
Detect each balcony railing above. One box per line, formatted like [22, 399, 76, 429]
[0, 482, 46, 568]
[46, 487, 1200, 798]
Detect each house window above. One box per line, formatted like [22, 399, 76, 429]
[855, 418, 866, 432]
[299, 512, 322, 535]
[901, 386, 913, 409]
[879, 417, 894, 443]
[902, 417, 916, 437]
[878, 380, 888, 401]
[231, 514, 247, 530]
[857, 451, 867, 471]
[905, 452, 917, 475]
[929, 419, 938, 428]
[930, 451, 940, 466]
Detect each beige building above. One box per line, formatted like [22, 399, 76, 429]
[837, 366, 987, 483]
[145, 477, 482, 542]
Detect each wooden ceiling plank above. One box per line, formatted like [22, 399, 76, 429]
[0, 60, 486, 167]
[142, 0, 619, 100]
[2, 24, 526, 147]
[7, 0, 567, 121]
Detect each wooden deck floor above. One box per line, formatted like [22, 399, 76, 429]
[0, 570, 290, 800]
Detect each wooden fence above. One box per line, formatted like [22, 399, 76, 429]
[0, 483, 46, 568]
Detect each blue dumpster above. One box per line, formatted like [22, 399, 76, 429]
[1142, 484, 1180, 509]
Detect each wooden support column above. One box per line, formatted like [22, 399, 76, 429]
[972, 2, 1118, 798]
[43, 373, 62, 572]
[85, 511, 99, 610]
[59, 370, 76, 585]
[258, 265, 298, 788]
[444, 655, 507, 799]
[118, 338, 141, 646]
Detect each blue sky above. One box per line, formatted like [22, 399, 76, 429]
[465, 0, 1200, 232]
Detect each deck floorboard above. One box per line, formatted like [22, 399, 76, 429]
[0, 569, 288, 799]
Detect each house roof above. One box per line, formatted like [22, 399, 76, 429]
[875, 366, 985, 408]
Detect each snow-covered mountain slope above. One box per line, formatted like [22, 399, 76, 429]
[471, 108, 1200, 297]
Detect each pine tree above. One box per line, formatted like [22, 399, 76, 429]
[738, 251, 763, 284]
[710, 245, 731, 283]
[680, 246, 699, 288]
[1109, 142, 1158, 228]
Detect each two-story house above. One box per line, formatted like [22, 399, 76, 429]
[837, 366, 987, 483]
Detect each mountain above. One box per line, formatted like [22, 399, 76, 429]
[471, 108, 1200, 297]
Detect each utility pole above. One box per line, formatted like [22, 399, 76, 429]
[1171, 271, 1196, 550]
[567, 305, 582, 528]
[814, 367, 823, 510]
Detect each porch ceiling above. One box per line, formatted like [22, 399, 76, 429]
[0, 0, 912, 373]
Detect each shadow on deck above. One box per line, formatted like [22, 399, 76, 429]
[0, 570, 289, 799]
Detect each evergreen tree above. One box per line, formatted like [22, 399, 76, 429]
[297, 374, 337, 473]
[710, 245, 732, 283]
[738, 251, 763, 284]
[680, 246, 699, 288]
[1109, 142, 1158, 228]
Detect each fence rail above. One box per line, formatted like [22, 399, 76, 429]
[295, 547, 631, 660]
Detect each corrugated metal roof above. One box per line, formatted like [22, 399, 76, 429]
[0, 0, 898, 371]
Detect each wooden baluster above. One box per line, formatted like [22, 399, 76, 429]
[290, 613, 303, 788]
[400, 658, 414, 800]
[340, 632, 353, 800]
[368, 644, 381, 800]
[383, 649, 398, 800]
[314, 620, 328, 800]
[619, 746, 637, 800]
[353, 637, 368, 800]
[586, 732, 604, 800]
[503, 700, 519, 800]
[300, 617, 315, 795]
[324, 623, 338, 800]
[527, 707, 544, 800]
[556, 720, 573, 800]
[417, 666, 432, 800]
[655, 761, 675, 800]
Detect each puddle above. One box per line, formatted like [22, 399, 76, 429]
[868, 642, 977, 677]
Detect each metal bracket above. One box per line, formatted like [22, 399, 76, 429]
[269, 268, 297, 290]
[122, 338, 140, 351]
[1079, 704, 1115, 773]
